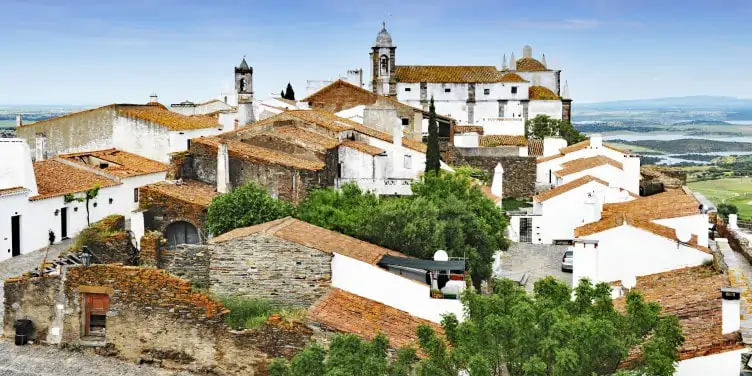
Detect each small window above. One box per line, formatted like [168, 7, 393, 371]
[133, 188, 139, 203]
[444, 88, 451, 93]
[404, 87, 411, 92]
[483, 88, 490, 95]
[401, 118, 409, 126]
[403, 155, 412, 169]
[187, 139, 192, 149]
[511, 86, 518, 94]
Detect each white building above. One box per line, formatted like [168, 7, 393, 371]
[15, 99, 226, 164]
[572, 188, 712, 285]
[0, 139, 167, 260]
[369, 23, 572, 133]
[536, 134, 641, 194]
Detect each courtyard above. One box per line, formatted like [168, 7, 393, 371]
[494, 242, 573, 293]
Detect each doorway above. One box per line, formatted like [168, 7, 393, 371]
[84, 294, 109, 338]
[60, 207, 68, 239]
[519, 217, 533, 243]
[11, 215, 20, 257]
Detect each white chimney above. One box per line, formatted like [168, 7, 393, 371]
[510, 52, 516, 70]
[721, 288, 742, 334]
[583, 194, 601, 224]
[590, 134, 603, 148]
[392, 123, 403, 177]
[149, 93, 158, 103]
[217, 140, 230, 194]
[729, 214, 739, 229]
[491, 162, 504, 198]
[34, 133, 47, 161]
[502, 54, 508, 70]
[16, 114, 22, 128]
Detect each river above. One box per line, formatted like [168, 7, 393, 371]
[595, 133, 752, 165]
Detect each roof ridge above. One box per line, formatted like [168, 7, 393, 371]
[266, 217, 296, 236]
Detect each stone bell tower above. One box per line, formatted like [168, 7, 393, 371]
[235, 57, 255, 127]
[370, 22, 397, 97]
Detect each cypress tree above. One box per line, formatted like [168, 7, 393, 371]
[280, 90, 285, 99]
[425, 96, 441, 174]
[284, 82, 295, 100]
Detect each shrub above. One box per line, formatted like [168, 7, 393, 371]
[219, 296, 274, 329]
[206, 182, 294, 236]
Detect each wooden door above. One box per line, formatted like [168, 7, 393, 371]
[85, 294, 109, 337]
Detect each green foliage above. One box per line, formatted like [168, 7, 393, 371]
[452, 165, 488, 184]
[64, 186, 100, 225]
[284, 82, 296, 100]
[425, 96, 441, 174]
[206, 182, 294, 236]
[501, 197, 532, 212]
[717, 203, 739, 219]
[297, 173, 508, 288]
[219, 296, 273, 329]
[526, 115, 586, 146]
[411, 277, 684, 376]
[268, 334, 414, 376]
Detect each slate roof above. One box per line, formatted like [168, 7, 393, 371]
[59, 149, 168, 178]
[30, 160, 121, 201]
[308, 288, 443, 350]
[553, 156, 623, 177]
[340, 140, 385, 156]
[210, 217, 407, 265]
[614, 266, 744, 364]
[394, 65, 506, 83]
[192, 137, 326, 171]
[535, 175, 609, 202]
[141, 180, 218, 207]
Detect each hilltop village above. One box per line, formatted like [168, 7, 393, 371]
[1, 24, 752, 376]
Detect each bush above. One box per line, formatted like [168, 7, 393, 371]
[717, 203, 739, 219]
[219, 296, 274, 329]
[206, 182, 295, 236]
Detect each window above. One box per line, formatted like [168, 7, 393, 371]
[484, 88, 490, 95]
[511, 86, 518, 94]
[444, 88, 451, 93]
[404, 87, 411, 92]
[186, 139, 191, 150]
[133, 188, 139, 203]
[380, 55, 389, 75]
[403, 155, 412, 169]
[401, 118, 410, 126]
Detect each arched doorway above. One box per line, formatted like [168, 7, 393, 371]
[165, 221, 200, 248]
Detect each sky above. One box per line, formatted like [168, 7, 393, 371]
[1, 0, 751, 106]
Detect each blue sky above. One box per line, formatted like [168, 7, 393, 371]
[1, 0, 751, 106]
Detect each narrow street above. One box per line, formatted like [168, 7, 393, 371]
[715, 238, 752, 343]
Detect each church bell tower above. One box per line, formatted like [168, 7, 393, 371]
[370, 22, 397, 97]
[235, 57, 255, 127]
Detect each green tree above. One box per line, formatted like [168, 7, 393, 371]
[285, 82, 296, 100]
[525, 114, 586, 145]
[414, 277, 684, 376]
[281, 90, 286, 98]
[425, 96, 441, 174]
[717, 203, 738, 219]
[295, 183, 379, 236]
[64, 186, 100, 226]
[205, 182, 294, 236]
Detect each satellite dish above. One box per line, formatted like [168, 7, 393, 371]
[433, 250, 449, 262]
[622, 275, 637, 290]
[675, 228, 692, 243]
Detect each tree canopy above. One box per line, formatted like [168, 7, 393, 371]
[269, 277, 684, 376]
[205, 182, 294, 236]
[296, 172, 508, 289]
[525, 114, 587, 146]
[281, 82, 296, 100]
[717, 203, 738, 219]
[425, 96, 441, 174]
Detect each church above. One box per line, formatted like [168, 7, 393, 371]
[369, 23, 572, 136]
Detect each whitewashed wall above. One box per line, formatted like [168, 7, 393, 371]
[168, 127, 225, 155]
[130, 210, 145, 249]
[454, 133, 480, 147]
[536, 142, 631, 184]
[0, 139, 38, 195]
[119, 172, 168, 213]
[481, 118, 525, 136]
[574, 225, 712, 284]
[367, 137, 426, 179]
[535, 181, 608, 244]
[508, 215, 542, 244]
[528, 100, 563, 120]
[653, 214, 709, 248]
[675, 349, 744, 376]
[0, 191, 32, 262]
[113, 117, 171, 163]
[557, 164, 624, 188]
[517, 71, 558, 93]
[338, 146, 375, 179]
[331, 253, 464, 323]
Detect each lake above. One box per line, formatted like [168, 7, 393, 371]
[595, 133, 752, 165]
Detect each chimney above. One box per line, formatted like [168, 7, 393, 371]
[217, 140, 230, 194]
[35, 133, 47, 161]
[16, 114, 22, 128]
[502, 54, 508, 70]
[583, 194, 601, 224]
[561, 80, 571, 99]
[523, 45, 532, 59]
[491, 162, 504, 198]
[721, 288, 742, 334]
[730, 214, 739, 229]
[510, 52, 516, 70]
[149, 93, 158, 103]
[541, 53, 547, 68]
[590, 134, 603, 148]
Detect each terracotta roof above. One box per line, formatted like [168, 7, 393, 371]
[515, 58, 548, 72]
[193, 137, 326, 171]
[261, 125, 339, 150]
[528, 85, 559, 100]
[394, 66, 505, 83]
[454, 125, 484, 134]
[536, 139, 629, 164]
[301, 80, 454, 122]
[145, 102, 168, 110]
[535, 175, 609, 202]
[210, 217, 407, 265]
[308, 288, 443, 350]
[280, 109, 356, 132]
[499, 72, 529, 83]
[0, 187, 30, 196]
[117, 105, 223, 131]
[553, 156, 623, 177]
[58, 149, 168, 178]
[347, 122, 428, 154]
[30, 160, 121, 201]
[614, 266, 744, 364]
[479, 135, 528, 147]
[275, 98, 297, 107]
[527, 139, 543, 156]
[142, 180, 218, 207]
[17, 104, 117, 129]
[340, 140, 385, 156]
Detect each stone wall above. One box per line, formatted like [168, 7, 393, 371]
[641, 165, 687, 190]
[210, 234, 332, 308]
[160, 244, 211, 289]
[138, 231, 164, 266]
[456, 151, 536, 198]
[166, 151, 192, 180]
[3, 275, 61, 340]
[138, 185, 209, 238]
[68, 215, 135, 265]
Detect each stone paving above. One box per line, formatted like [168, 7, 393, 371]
[494, 242, 572, 293]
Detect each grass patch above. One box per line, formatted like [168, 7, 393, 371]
[502, 198, 532, 211]
[688, 177, 752, 220]
[218, 296, 307, 330]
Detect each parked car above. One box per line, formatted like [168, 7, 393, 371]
[561, 249, 573, 272]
